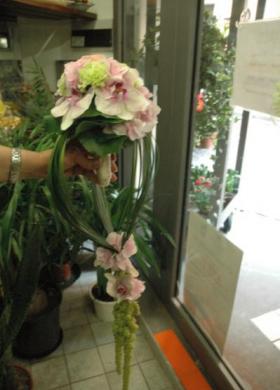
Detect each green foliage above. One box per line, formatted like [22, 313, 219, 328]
[225, 169, 240, 194]
[195, 11, 235, 144]
[190, 165, 240, 215]
[17, 60, 54, 127]
[79, 130, 129, 157]
[0, 186, 43, 389]
[190, 165, 218, 216]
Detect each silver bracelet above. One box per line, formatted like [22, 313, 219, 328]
[9, 148, 22, 184]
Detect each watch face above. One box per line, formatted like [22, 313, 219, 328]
[71, 36, 85, 48]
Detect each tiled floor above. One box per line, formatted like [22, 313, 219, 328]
[26, 271, 175, 390]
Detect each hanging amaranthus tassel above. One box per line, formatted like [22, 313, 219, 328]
[113, 300, 140, 390]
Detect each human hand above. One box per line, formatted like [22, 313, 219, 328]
[64, 143, 118, 183]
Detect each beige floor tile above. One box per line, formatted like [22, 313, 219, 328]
[61, 287, 87, 312]
[49, 342, 64, 358]
[29, 342, 64, 366]
[71, 374, 110, 390]
[60, 307, 88, 330]
[133, 335, 154, 363]
[84, 300, 101, 324]
[63, 286, 83, 302]
[79, 271, 96, 287]
[106, 365, 149, 390]
[98, 342, 136, 373]
[91, 322, 114, 346]
[55, 386, 71, 390]
[140, 360, 172, 390]
[66, 348, 104, 383]
[31, 356, 69, 390]
[63, 324, 96, 354]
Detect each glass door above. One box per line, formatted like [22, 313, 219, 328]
[140, 0, 280, 389]
[169, 1, 280, 389]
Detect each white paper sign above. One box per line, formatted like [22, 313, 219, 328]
[181, 212, 243, 352]
[231, 18, 280, 116]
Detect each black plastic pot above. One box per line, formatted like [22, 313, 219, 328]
[39, 262, 81, 290]
[13, 286, 63, 359]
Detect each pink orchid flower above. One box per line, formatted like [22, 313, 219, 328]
[94, 247, 114, 270]
[108, 58, 128, 82]
[106, 232, 138, 275]
[95, 232, 138, 275]
[106, 273, 145, 301]
[51, 88, 94, 130]
[94, 63, 149, 120]
[106, 100, 161, 140]
[106, 232, 123, 252]
[138, 100, 161, 124]
[106, 232, 137, 257]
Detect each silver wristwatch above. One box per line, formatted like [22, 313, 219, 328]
[9, 148, 22, 183]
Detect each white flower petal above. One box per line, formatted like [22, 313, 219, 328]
[51, 99, 69, 118]
[95, 91, 135, 120]
[71, 89, 95, 119]
[125, 90, 149, 113]
[61, 109, 74, 130]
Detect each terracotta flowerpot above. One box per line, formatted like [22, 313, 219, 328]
[10, 365, 33, 390]
[199, 137, 214, 149]
[62, 263, 72, 281]
[199, 132, 218, 149]
[89, 285, 115, 322]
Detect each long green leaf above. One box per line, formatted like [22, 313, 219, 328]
[47, 134, 111, 249]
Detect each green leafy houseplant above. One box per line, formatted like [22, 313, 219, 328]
[195, 11, 234, 147]
[0, 63, 101, 384]
[0, 182, 43, 389]
[225, 169, 240, 195]
[190, 165, 218, 216]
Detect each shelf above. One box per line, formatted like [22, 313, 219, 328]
[0, 0, 97, 21]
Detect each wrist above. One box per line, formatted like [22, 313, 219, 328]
[20, 149, 52, 179]
[37, 150, 52, 178]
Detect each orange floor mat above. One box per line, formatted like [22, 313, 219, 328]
[154, 329, 212, 390]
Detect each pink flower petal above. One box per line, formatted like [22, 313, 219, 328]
[106, 232, 123, 251]
[105, 273, 145, 301]
[122, 235, 137, 257]
[95, 247, 114, 270]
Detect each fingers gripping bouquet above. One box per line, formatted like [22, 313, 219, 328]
[47, 54, 160, 390]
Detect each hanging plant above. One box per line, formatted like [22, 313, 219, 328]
[47, 54, 160, 390]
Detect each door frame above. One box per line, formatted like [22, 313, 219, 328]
[151, 1, 244, 389]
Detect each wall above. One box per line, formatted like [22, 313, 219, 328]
[0, 0, 113, 91]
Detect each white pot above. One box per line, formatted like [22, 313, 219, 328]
[88, 285, 115, 322]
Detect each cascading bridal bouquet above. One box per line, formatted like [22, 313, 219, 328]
[47, 54, 160, 390]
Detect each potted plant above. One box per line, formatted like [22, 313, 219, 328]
[195, 11, 234, 149]
[224, 168, 240, 204]
[0, 182, 42, 389]
[0, 67, 75, 358]
[83, 183, 174, 322]
[189, 165, 218, 216]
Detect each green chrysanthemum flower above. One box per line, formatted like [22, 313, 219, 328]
[78, 62, 108, 91]
[57, 74, 68, 96]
